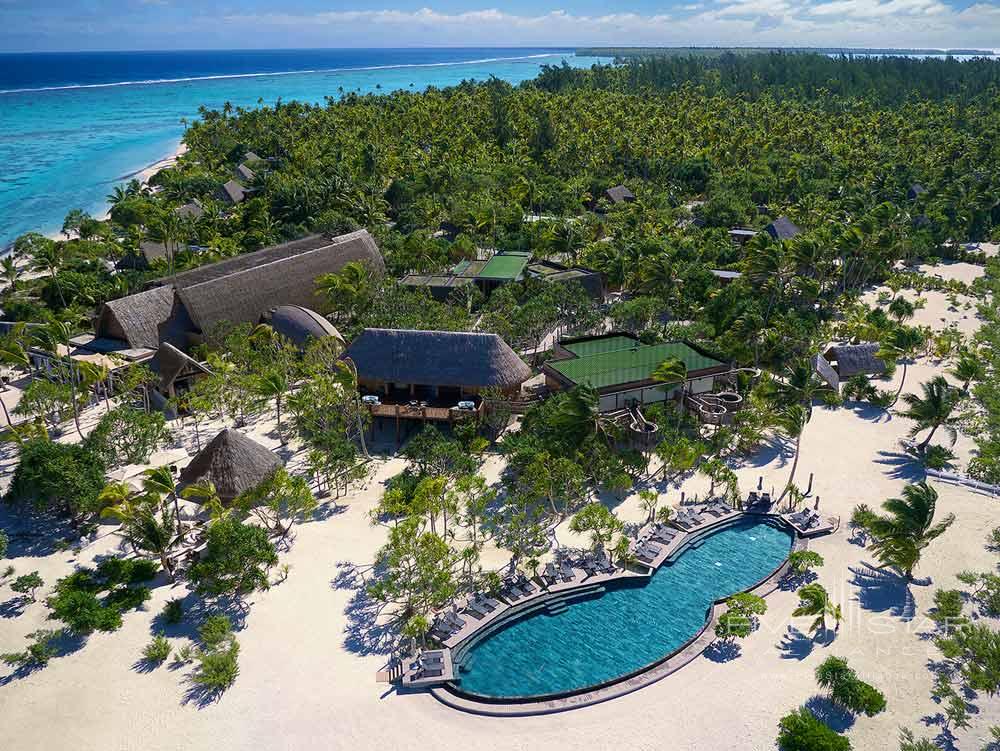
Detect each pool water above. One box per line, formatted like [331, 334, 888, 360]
[456, 518, 792, 698]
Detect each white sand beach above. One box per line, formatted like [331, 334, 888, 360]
[2, 265, 999, 751]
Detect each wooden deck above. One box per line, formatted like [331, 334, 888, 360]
[368, 401, 481, 422]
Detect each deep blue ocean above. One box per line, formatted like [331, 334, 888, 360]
[0, 48, 602, 248]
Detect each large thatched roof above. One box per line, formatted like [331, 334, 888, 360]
[177, 428, 282, 503]
[95, 230, 383, 352]
[218, 180, 247, 204]
[343, 328, 531, 389]
[824, 343, 887, 377]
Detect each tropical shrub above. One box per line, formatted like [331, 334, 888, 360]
[1, 629, 65, 669]
[189, 518, 278, 600]
[777, 707, 851, 751]
[142, 635, 171, 664]
[83, 406, 170, 469]
[11, 571, 44, 601]
[192, 640, 240, 692]
[0, 529, 8, 558]
[47, 557, 156, 634]
[161, 598, 184, 625]
[788, 550, 824, 575]
[929, 589, 967, 631]
[4, 439, 107, 519]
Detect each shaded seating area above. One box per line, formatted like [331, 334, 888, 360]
[783, 509, 835, 537]
[401, 649, 455, 687]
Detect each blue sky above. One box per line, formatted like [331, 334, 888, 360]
[2, 0, 998, 52]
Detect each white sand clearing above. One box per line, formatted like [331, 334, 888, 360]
[2, 273, 1000, 750]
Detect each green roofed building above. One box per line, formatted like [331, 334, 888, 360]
[401, 252, 603, 300]
[543, 333, 730, 412]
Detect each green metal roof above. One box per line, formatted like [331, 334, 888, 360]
[477, 253, 530, 280]
[550, 339, 725, 390]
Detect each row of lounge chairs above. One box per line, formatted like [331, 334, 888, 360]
[498, 573, 538, 603]
[542, 560, 576, 585]
[747, 490, 772, 506]
[580, 550, 616, 577]
[461, 593, 502, 620]
[429, 610, 467, 641]
[673, 500, 735, 530]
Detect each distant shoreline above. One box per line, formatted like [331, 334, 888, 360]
[576, 46, 997, 58]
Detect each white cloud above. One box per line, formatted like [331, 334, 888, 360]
[215, 4, 1000, 48]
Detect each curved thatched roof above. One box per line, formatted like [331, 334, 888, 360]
[343, 328, 531, 389]
[263, 305, 343, 350]
[177, 428, 282, 503]
[156, 342, 212, 392]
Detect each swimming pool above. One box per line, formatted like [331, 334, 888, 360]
[454, 518, 793, 699]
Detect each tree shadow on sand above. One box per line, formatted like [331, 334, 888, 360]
[0, 629, 87, 687]
[331, 562, 400, 657]
[850, 563, 927, 621]
[704, 639, 742, 662]
[846, 401, 892, 424]
[777, 626, 815, 660]
[0, 596, 29, 619]
[874, 450, 925, 482]
[804, 695, 856, 732]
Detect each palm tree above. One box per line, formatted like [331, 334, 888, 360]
[777, 404, 809, 503]
[315, 261, 372, 324]
[770, 361, 832, 418]
[551, 385, 615, 445]
[949, 350, 985, 393]
[27, 240, 66, 308]
[792, 583, 842, 642]
[100, 482, 182, 581]
[867, 482, 955, 579]
[141, 466, 184, 538]
[898, 376, 961, 452]
[887, 296, 915, 324]
[651, 356, 687, 423]
[1, 256, 19, 291]
[878, 326, 925, 407]
[255, 369, 289, 444]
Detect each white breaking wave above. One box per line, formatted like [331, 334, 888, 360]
[0, 53, 563, 95]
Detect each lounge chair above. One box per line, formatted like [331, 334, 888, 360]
[471, 594, 497, 612]
[542, 562, 558, 585]
[596, 550, 616, 573]
[518, 576, 538, 594]
[444, 612, 466, 631]
[747, 491, 759, 505]
[581, 558, 598, 575]
[462, 601, 488, 619]
[634, 545, 656, 563]
[421, 652, 444, 665]
[558, 561, 576, 582]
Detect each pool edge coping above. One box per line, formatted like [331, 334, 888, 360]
[429, 515, 807, 716]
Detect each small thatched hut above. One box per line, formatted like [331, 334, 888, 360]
[822, 343, 887, 378]
[603, 185, 635, 205]
[217, 180, 247, 205]
[177, 428, 282, 504]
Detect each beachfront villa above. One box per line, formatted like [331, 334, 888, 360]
[542, 333, 733, 414]
[400, 251, 603, 300]
[815, 342, 888, 391]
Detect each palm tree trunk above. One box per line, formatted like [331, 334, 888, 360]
[779, 433, 803, 503]
[918, 423, 940, 452]
[890, 361, 908, 407]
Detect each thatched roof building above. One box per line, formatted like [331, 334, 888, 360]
[96, 230, 383, 353]
[157, 342, 212, 397]
[343, 329, 530, 394]
[235, 164, 256, 183]
[764, 216, 801, 241]
[604, 185, 635, 205]
[261, 305, 343, 350]
[177, 428, 282, 504]
[823, 343, 887, 378]
[174, 201, 204, 221]
[218, 180, 247, 205]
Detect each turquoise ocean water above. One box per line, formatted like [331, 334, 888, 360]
[456, 518, 792, 698]
[0, 49, 604, 249]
